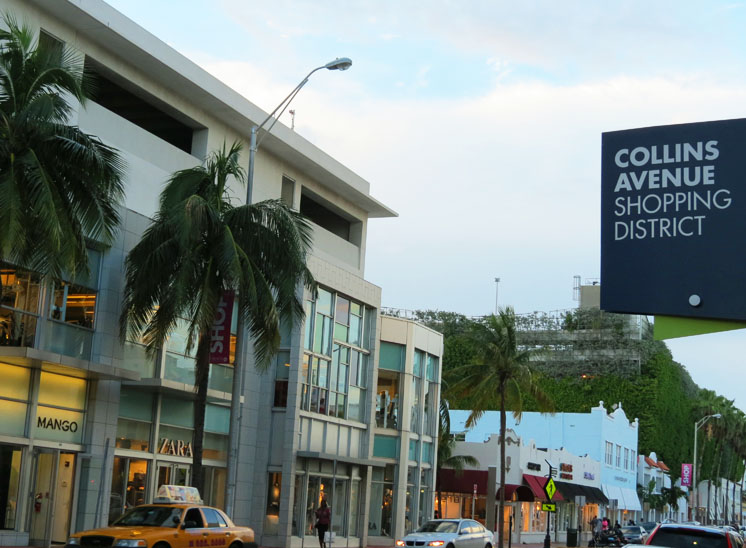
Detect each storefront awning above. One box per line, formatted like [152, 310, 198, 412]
[497, 484, 535, 502]
[554, 480, 586, 500]
[438, 469, 488, 494]
[581, 485, 609, 505]
[602, 484, 639, 510]
[523, 474, 564, 501]
[620, 487, 642, 512]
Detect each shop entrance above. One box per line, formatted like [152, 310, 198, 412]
[109, 458, 149, 524]
[154, 462, 189, 498]
[29, 449, 76, 546]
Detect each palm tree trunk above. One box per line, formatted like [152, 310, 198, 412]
[191, 333, 210, 495]
[437, 475, 443, 518]
[498, 381, 506, 548]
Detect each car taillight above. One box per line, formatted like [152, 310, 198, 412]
[727, 533, 733, 548]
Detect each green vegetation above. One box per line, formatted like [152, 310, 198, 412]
[120, 142, 315, 492]
[0, 14, 124, 279]
[409, 308, 746, 489]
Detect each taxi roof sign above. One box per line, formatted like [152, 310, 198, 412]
[154, 485, 202, 504]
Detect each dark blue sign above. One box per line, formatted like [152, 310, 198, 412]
[601, 118, 746, 321]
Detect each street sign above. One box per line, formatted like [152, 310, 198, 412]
[541, 502, 556, 512]
[544, 477, 557, 501]
[601, 118, 746, 322]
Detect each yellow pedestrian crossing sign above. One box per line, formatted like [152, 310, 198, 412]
[541, 502, 556, 512]
[544, 477, 557, 500]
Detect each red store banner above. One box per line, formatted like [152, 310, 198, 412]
[209, 290, 235, 364]
[681, 463, 692, 487]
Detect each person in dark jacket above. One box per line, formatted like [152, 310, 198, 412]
[315, 499, 331, 548]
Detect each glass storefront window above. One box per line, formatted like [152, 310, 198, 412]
[265, 472, 282, 535]
[418, 470, 431, 528]
[349, 479, 360, 537]
[376, 371, 400, 429]
[0, 264, 41, 313]
[51, 282, 96, 329]
[204, 467, 226, 509]
[274, 351, 290, 407]
[34, 406, 84, 444]
[116, 418, 151, 451]
[411, 376, 421, 433]
[109, 457, 148, 524]
[0, 445, 22, 530]
[122, 341, 156, 377]
[39, 372, 86, 410]
[292, 474, 304, 536]
[203, 432, 228, 461]
[369, 465, 395, 537]
[0, 308, 37, 348]
[0, 363, 30, 400]
[423, 382, 438, 436]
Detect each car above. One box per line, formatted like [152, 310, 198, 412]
[396, 519, 493, 548]
[646, 523, 737, 548]
[66, 486, 256, 548]
[640, 522, 659, 535]
[619, 526, 648, 544]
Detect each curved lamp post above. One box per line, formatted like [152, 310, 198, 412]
[226, 57, 352, 516]
[692, 413, 721, 523]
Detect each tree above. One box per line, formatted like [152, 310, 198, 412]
[436, 393, 478, 518]
[0, 13, 124, 278]
[120, 142, 315, 493]
[449, 308, 553, 548]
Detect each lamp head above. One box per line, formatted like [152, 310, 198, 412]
[324, 57, 352, 71]
[713, 413, 722, 419]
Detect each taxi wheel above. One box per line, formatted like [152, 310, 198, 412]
[229, 542, 243, 548]
[153, 541, 171, 548]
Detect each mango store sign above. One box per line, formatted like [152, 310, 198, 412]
[601, 118, 746, 322]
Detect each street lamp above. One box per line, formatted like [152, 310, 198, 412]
[245, 57, 352, 202]
[692, 413, 721, 524]
[225, 57, 352, 516]
[494, 277, 500, 315]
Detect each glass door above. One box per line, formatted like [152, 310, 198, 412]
[154, 463, 190, 499]
[110, 458, 149, 524]
[29, 450, 77, 546]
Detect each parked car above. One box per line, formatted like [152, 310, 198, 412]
[396, 519, 494, 548]
[620, 525, 648, 544]
[646, 523, 736, 548]
[640, 521, 659, 535]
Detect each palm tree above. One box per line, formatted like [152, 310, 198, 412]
[0, 14, 124, 278]
[449, 308, 554, 548]
[436, 395, 478, 518]
[120, 141, 315, 493]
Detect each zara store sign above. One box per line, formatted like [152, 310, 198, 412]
[601, 118, 746, 321]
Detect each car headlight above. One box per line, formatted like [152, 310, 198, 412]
[396, 541, 406, 547]
[67, 539, 80, 546]
[114, 540, 147, 547]
[429, 542, 445, 546]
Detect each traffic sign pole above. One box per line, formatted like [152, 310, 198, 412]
[544, 465, 554, 548]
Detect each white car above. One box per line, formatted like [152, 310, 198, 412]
[396, 519, 494, 548]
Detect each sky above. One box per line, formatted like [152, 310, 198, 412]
[104, 0, 746, 411]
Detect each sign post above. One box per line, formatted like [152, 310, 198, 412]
[543, 465, 556, 548]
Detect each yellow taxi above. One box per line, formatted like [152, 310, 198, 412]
[66, 486, 256, 548]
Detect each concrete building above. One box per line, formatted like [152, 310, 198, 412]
[0, 1, 441, 547]
[439, 429, 606, 545]
[451, 402, 642, 525]
[637, 452, 688, 524]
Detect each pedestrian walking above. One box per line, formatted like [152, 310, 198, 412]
[315, 499, 331, 548]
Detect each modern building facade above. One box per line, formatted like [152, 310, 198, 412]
[0, 1, 442, 547]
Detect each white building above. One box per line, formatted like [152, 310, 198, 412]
[0, 2, 442, 547]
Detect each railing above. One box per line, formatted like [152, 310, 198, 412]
[121, 341, 157, 377]
[44, 320, 92, 361]
[164, 352, 233, 393]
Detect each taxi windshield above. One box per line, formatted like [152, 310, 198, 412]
[112, 506, 182, 528]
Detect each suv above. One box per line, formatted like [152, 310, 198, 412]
[647, 523, 739, 548]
